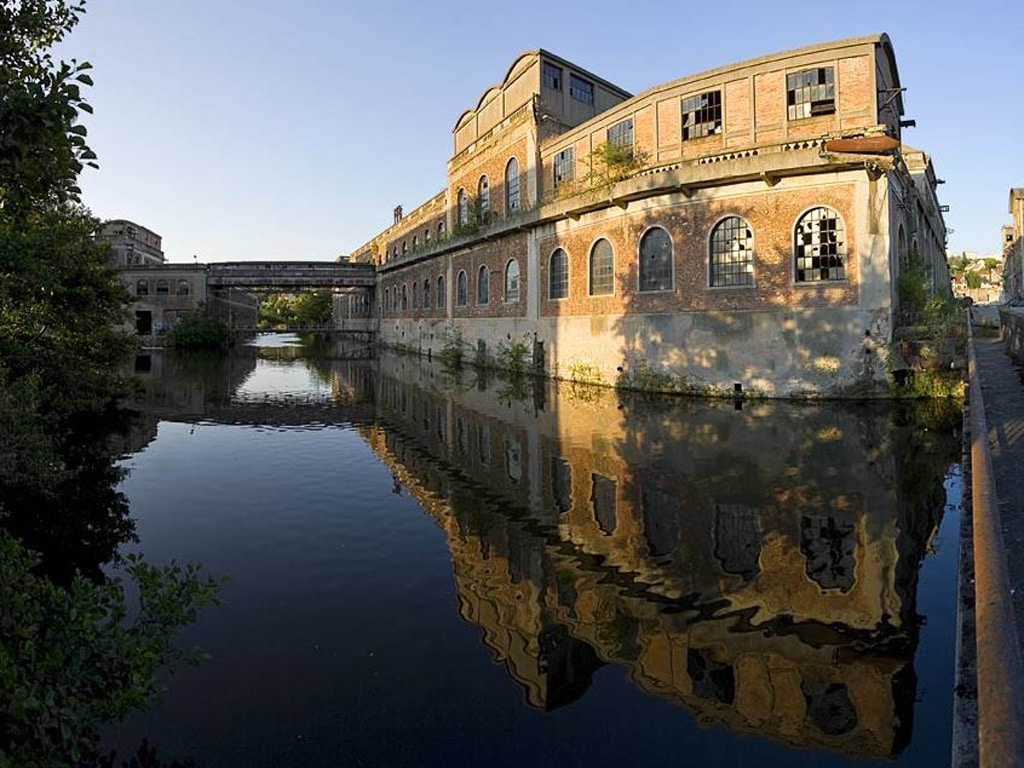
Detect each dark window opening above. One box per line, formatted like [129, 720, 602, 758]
[549, 248, 569, 300]
[639, 227, 673, 292]
[682, 90, 722, 139]
[591, 473, 617, 535]
[795, 207, 846, 282]
[710, 216, 755, 287]
[554, 148, 574, 189]
[542, 62, 562, 91]
[569, 75, 594, 105]
[787, 67, 835, 120]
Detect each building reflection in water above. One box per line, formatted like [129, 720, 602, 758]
[124, 346, 957, 760]
[357, 354, 956, 760]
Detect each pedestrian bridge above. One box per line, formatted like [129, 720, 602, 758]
[207, 262, 376, 289]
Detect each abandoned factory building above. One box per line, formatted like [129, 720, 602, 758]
[346, 33, 948, 396]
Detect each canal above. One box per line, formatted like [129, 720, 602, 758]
[103, 334, 963, 767]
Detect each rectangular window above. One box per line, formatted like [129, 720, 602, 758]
[569, 75, 594, 105]
[787, 67, 835, 120]
[682, 90, 722, 139]
[607, 119, 633, 150]
[542, 62, 562, 91]
[554, 147, 575, 189]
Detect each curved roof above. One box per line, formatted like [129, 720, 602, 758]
[453, 51, 540, 133]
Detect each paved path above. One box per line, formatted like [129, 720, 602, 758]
[972, 335, 1024, 651]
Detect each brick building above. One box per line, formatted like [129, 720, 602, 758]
[352, 34, 946, 396]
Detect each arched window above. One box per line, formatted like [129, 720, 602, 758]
[156, 279, 170, 295]
[423, 278, 431, 309]
[795, 207, 846, 282]
[477, 265, 490, 305]
[639, 227, 673, 292]
[505, 158, 520, 213]
[412, 281, 420, 309]
[709, 216, 754, 287]
[456, 270, 467, 307]
[438, 220, 446, 238]
[457, 188, 469, 227]
[136, 279, 149, 296]
[176, 279, 191, 296]
[425, 227, 431, 244]
[402, 241, 408, 256]
[384, 287, 390, 312]
[549, 248, 569, 300]
[590, 239, 614, 296]
[505, 259, 520, 303]
[478, 176, 490, 221]
[401, 283, 408, 310]
[413, 235, 419, 250]
[437, 275, 447, 309]
[897, 224, 908, 269]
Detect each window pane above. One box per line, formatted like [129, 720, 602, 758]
[709, 216, 754, 287]
[794, 207, 846, 282]
[639, 227, 673, 292]
[505, 158, 520, 213]
[589, 239, 614, 296]
[505, 259, 520, 303]
[549, 248, 569, 300]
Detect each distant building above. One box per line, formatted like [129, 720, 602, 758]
[99, 219, 165, 267]
[1003, 189, 1024, 301]
[948, 251, 1003, 304]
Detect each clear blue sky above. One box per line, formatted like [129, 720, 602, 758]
[62, 0, 1023, 263]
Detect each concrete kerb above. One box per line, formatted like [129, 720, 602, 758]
[966, 320, 1024, 768]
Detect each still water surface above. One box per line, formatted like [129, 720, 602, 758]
[106, 334, 962, 767]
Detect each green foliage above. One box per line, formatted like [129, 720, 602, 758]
[440, 326, 466, 369]
[495, 335, 532, 376]
[890, 369, 965, 399]
[965, 271, 982, 290]
[897, 252, 930, 319]
[167, 311, 229, 349]
[586, 141, 650, 194]
[257, 291, 333, 329]
[566, 361, 605, 387]
[0, 529, 221, 767]
[0, 0, 96, 216]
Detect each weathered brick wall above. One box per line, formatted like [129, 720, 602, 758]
[537, 184, 859, 319]
[451, 232, 529, 319]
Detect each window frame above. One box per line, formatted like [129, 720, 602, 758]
[505, 157, 520, 214]
[542, 62, 562, 91]
[588, 238, 615, 297]
[549, 247, 569, 300]
[793, 206, 847, 284]
[554, 147, 574, 189]
[569, 74, 594, 105]
[504, 258, 520, 304]
[437, 275, 446, 309]
[637, 226, 674, 293]
[681, 89, 722, 140]
[786, 66, 835, 121]
[456, 270, 467, 307]
[708, 215, 755, 288]
[477, 265, 490, 305]
[607, 118, 634, 151]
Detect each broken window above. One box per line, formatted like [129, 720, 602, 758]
[710, 215, 755, 287]
[569, 74, 594, 105]
[607, 118, 633, 151]
[590, 238, 614, 296]
[176, 280, 190, 296]
[682, 90, 722, 139]
[639, 226, 673, 292]
[554, 147, 574, 189]
[795, 207, 846, 282]
[549, 248, 569, 300]
[787, 67, 835, 120]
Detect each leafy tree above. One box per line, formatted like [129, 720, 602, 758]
[0, 4, 221, 765]
[965, 271, 982, 290]
[167, 309, 229, 349]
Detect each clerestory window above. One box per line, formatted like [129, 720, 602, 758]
[787, 67, 835, 120]
[682, 90, 722, 139]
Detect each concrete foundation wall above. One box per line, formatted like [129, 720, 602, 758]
[379, 304, 889, 397]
